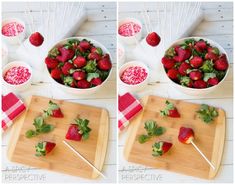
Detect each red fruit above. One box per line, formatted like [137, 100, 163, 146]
[79, 40, 91, 50]
[73, 71, 86, 81]
[195, 40, 207, 51]
[162, 57, 175, 69]
[180, 76, 193, 87]
[167, 68, 180, 80]
[56, 47, 75, 63]
[29, 32, 44, 47]
[162, 142, 173, 153]
[152, 141, 172, 156]
[178, 62, 191, 75]
[63, 76, 76, 88]
[88, 52, 101, 61]
[189, 71, 203, 80]
[214, 55, 229, 71]
[146, 32, 161, 47]
[91, 46, 97, 53]
[45, 57, 59, 69]
[173, 47, 191, 62]
[168, 109, 180, 118]
[35, 141, 56, 156]
[193, 80, 207, 89]
[160, 100, 180, 118]
[91, 77, 102, 86]
[190, 56, 203, 68]
[73, 56, 87, 68]
[77, 79, 91, 89]
[205, 52, 218, 61]
[77, 45, 85, 53]
[208, 77, 219, 86]
[47, 100, 64, 118]
[52, 109, 64, 118]
[62, 62, 73, 75]
[65, 124, 82, 141]
[178, 127, 194, 144]
[51, 68, 62, 80]
[97, 58, 112, 71]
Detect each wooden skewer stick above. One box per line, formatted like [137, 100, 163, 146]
[190, 141, 215, 170]
[63, 140, 106, 179]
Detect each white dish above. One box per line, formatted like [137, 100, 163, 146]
[2, 43, 8, 66]
[119, 61, 149, 92]
[164, 37, 229, 96]
[118, 43, 126, 66]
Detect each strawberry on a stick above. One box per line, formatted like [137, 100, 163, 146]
[160, 100, 180, 118]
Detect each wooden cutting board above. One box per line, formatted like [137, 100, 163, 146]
[7, 95, 109, 179]
[124, 95, 225, 179]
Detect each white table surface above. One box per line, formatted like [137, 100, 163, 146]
[118, 2, 233, 183]
[2, 2, 117, 183]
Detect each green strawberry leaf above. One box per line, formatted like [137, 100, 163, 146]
[87, 73, 99, 82]
[196, 104, 219, 123]
[25, 130, 37, 138]
[203, 73, 216, 82]
[83, 60, 97, 73]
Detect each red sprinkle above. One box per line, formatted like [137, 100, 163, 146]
[2, 22, 24, 37]
[118, 22, 141, 37]
[4, 66, 31, 85]
[121, 66, 147, 85]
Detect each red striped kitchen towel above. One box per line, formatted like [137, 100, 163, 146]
[118, 93, 143, 131]
[2, 93, 26, 132]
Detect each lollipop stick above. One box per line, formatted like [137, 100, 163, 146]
[191, 141, 215, 170]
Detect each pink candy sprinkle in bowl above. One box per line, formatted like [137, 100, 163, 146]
[118, 18, 142, 45]
[1, 18, 26, 45]
[119, 61, 149, 92]
[2, 61, 32, 92]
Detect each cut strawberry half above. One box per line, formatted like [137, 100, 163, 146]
[43, 100, 64, 118]
[35, 141, 56, 156]
[178, 127, 194, 144]
[152, 141, 172, 156]
[160, 100, 180, 118]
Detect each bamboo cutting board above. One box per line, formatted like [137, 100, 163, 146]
[124, 95, 225, 179]
[7, 95, 109, 179]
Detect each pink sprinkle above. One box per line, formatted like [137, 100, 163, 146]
[2, 22, 24, 37]
[121, 66, 147, 85]
[4, 66, 31, 85]
[118, 22, 141, 37]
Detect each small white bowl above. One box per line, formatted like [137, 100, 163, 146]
[118, 18, 142, 45]
[46, 37, 113, 95]
[119, 61, 149, 92]
[163, 37, 229, 96]
[2, 18, 26, 45]
[2, 43, 8, 66]
[2, 61, 33, 92]
[118, 43, 126, 66]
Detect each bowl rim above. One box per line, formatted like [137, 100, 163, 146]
[118, 17, 142, 38]
[2, 61, 33, 87]
[119, 60, 149, 87]
[46, 36, 113, 91]
[163, 36, 230, 91]
[1, 17, 26, 38]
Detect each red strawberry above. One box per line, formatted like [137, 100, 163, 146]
[195, 40, 207, 51]
[73, 70, 86, 81]
[91, 46, 97, 53]
[56, 47, 75, 62]
[146, 32, 161, 47]
[65, 118, 91, 141]
[214, 55, 229, 71]
[205, 52, 219, 61]
[167, 68, 180, 80]
[88, 52, 101, 61]
[45, 100, 64, 118]
[91, 77, 102, 86]
[63, 76, 76, 88]
[178, 62, 191, 75]
[189, 71, 203, 80]
[77, 79, 91, 89]
[161, 57, 175, 69]
[62, 62, 73, 75]
[173, 47, 191, 62]
[45, 57, 59, 69]
[77, 45, 85, 53]
[207, 47, 220, 55]
[160, 100, 180, 118]
[79, 40, 91, 50]
[178, 127, 194, 144]
[152, 141, 172, 156]
[97, 58, 112, 71]
[29, 32, 44, 47]
[190, 56, 203, 68]
[73, 56, 87, 68]
[51, 68, 62, 80]
[193, 80, 207, 89]
[208, 77, 219, 86]
[35, 141, 56, 156]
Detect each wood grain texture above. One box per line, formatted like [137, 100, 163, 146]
[7, 95, 109, 179]
[124, 95, 225, 179]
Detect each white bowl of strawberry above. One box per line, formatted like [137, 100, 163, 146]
[162, 37, 229, 96]
[45, 37, 112, 95]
